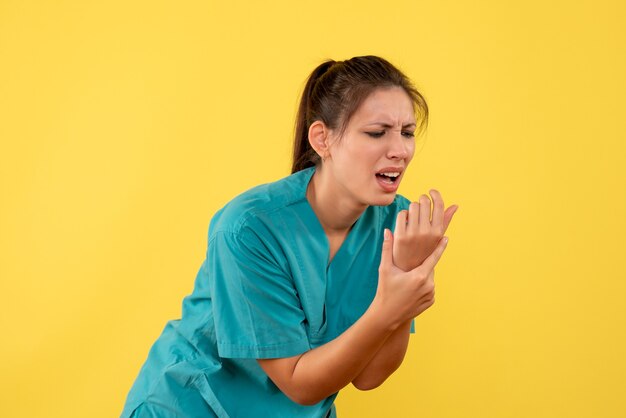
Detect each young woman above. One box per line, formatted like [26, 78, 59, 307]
[121, 55, 458, 418]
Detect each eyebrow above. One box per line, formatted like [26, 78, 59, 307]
[365, 122, 417, 129]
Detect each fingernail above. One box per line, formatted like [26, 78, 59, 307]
[443, 236, 448, 244]
[384, 229, 390, 241]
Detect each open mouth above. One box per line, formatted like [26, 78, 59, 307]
[375, 171, 401, 184]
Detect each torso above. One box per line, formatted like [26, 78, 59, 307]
[121, 166, 411, 418]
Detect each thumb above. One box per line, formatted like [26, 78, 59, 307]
[443, 205, 458, 234]
[379, 228, 394, 270]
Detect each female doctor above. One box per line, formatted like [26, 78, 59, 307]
[121, 55, 458, 418]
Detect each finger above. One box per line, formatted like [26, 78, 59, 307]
[418, 194, 432, 232]
[430, 189, 444, 231]
[419, 236, 448, 273]
[394, 210, 408, 236]
[408, 201, 419, 233]
[442, 205, 458, 234]
[415, 296, 436, 316]
[379, 228, 394, 269]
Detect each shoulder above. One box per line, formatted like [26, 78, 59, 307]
[207, 167, 315, 240]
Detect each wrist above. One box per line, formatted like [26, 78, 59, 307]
[395, 262, 415, 272]
[396, 257, 424, 272]
[367, 295, 404, 333]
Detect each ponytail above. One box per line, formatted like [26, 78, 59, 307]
[291, 60, 335, 174]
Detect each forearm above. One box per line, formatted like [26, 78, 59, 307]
[259, 300, 397, 405]
[351, 318, 412, 390]
[349, 251, 425, 390]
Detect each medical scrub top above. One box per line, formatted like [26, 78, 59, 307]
[121, 166, 411, 418]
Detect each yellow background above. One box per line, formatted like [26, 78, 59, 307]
[1, 0, 625, 417]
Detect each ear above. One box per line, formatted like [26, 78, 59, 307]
[308, 120, 331, 160]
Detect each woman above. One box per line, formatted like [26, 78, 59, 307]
[121, 55, 458, 418]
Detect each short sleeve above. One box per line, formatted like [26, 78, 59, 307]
[208, 228, 311, 359]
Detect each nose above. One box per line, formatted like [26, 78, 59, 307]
[387, 131, 409, 160]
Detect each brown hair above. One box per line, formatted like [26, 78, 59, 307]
[291, 55, 429, 173]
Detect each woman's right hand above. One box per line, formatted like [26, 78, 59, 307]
[373, 228, 449, 330]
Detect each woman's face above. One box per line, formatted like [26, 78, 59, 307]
[326, 86, 417, 207]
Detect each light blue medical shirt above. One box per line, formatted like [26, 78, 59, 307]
[121, 166, 411, 418]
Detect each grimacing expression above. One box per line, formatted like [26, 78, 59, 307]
[326, 86, 417, 207]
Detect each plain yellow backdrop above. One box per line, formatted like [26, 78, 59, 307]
[1, 0, 625, 417]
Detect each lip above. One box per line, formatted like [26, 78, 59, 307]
[375, 166, 404, 193]
[376, 175, 400, 192]
[375, 166, 404, 175]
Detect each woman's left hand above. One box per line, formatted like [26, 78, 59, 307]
[392, 189, 458, 271]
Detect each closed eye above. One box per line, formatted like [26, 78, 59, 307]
[366, 130, 415, 139]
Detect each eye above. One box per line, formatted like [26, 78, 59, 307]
[402, 131, 415, 138]
[366, 131, 385, 138]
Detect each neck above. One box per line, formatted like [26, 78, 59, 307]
[306, 165, 368, 234]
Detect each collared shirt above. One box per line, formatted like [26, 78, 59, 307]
[121, 166, 411, 418]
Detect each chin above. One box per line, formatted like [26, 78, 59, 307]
[368, 193, 396, 207]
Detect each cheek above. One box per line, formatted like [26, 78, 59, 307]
[356, 142, 384, 160]
[338, 142, 376, 164]
[406, 142, 416, 161]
